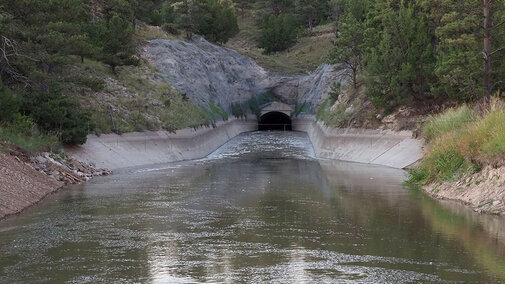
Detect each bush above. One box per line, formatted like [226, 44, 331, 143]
[409, 101, 505, 185]
[161, 23, 180, 35]
[22, 87, 91, 145]
[196, 0, 239, 43]
[258, 14, 298, 54]
[231, 103, 246, 118]
[0, 78, 21, 122]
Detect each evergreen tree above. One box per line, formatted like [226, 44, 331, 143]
[174, 0, 197, 39]
[22, 85, 91, 145]
[296, 0, 329, 31]
[258, 14, 298, 53]
[432, 0, 483, 101]
[0, 77, 20, 122]
[99, 14, 137, 73]
[196, 0, 239, 43]
[268, 0, 293, 17]
[363, 2, 435, 108]
[327, 0, 369, 89]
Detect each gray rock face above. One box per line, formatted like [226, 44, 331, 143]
[142, 36, 346, 110]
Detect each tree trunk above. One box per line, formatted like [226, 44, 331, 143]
[482, 0, 492, 112]
[91, 0, 101, 23]
[352, 68, 357, 90]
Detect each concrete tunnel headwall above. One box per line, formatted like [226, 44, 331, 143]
[258, 111, 292, 131]
[258, 102, 294, 131]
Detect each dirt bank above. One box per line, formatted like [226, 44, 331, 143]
[0, 152, 62, 220]
[0, 147, 110, 221]
[424, 165, 505, 215]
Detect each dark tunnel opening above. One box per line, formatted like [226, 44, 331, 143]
[258, 111, 292, 131]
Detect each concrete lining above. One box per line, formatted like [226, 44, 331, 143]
[65, 116, 424, 171]
[293, 117, 424, 169]
[65, 117, 258, 170]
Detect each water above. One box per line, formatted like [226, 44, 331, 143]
[1, 131, 505, 283]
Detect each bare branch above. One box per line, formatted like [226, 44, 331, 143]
[490, 45, 505, 55]
[0, 35, 30, 86]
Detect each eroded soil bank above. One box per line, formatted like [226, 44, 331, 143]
[424, 165, 505, 215]
[0, 149, 109, 220]
[0, 152, 61, 220]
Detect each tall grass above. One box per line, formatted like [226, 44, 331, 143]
[0, 126, 58, 154]
[409, 100, 505, 185]
[423, 105, 478, 141]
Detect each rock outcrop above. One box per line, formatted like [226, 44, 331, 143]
[142, 36, 346, 110]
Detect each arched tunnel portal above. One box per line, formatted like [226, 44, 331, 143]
[258, 111, 292, 131]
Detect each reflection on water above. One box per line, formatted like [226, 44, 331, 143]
[1, 131, 505, 283]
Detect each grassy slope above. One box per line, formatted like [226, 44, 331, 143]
[409, 100, 505, 186]
[226, 4, 334, 74]
[63, 24, 223, 135]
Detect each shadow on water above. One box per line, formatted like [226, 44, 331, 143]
[0, 131, 505, 283]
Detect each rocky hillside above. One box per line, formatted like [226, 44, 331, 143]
[142, 36, 346, 111]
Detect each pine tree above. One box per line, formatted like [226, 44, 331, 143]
[328, 0, 369, 89]
[363, 2, 435, 108]
[195, 0, 239, 43]
[258, 14, 298, 53]
[296, 0, 329, 31]
[0, 77, 20, 122]
[432, 0, 483, 101]
[100, 14, 137, 73]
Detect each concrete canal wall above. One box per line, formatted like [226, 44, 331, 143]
[65, 117, 257, 170]
[65, 116, 424, 171]
[293, 117, 424, 169]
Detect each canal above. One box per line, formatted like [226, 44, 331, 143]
[1, 131, 505, 283]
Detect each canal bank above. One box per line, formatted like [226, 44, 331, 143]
[1, 116, 426, 221]
[2, 131, 505, 283]
[65, 116, 425, 171]
[293, 117, 424, 169]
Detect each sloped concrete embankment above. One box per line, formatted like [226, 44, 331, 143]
[65, 117, 257, 170]
[293, 117, 424, 169]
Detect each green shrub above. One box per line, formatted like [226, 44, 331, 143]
[328, 82, 341, 105]
[0, 78, 21, 122]
[409, 102, 505, 185]
[316, 98, 349, 127]
[258, 14, 298, 54]
[196, 0, 239, 43]
[22, 87, 91, 145]
[208, 103, 229, 121]
[161, 23, 180, 35]
[231, 103, 246, 118]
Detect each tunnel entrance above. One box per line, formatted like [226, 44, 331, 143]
[258, 111, 292, 131]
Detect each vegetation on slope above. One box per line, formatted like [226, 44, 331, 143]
[316, 0, 505, 187]
[228, 0, 336, 73]
[0, 0, 240, 152]
[409, 101, 505, 186]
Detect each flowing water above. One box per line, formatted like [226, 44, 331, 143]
[1, 131, 505, 283]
